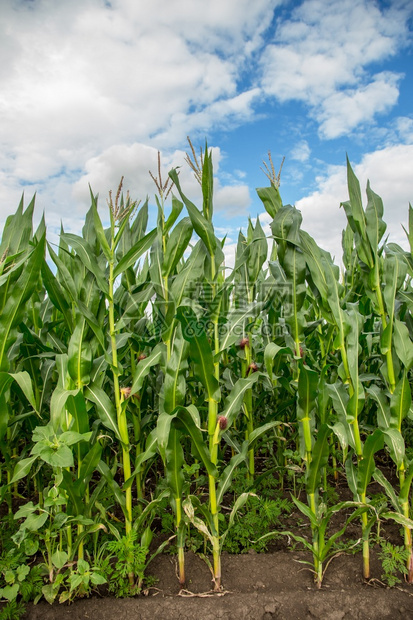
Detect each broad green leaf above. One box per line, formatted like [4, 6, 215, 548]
[306, 424, 331, 495]
[256, 185, 283, 218]
[130, 345, 163, 395]
[216, 444, 248, 505]
[162, 217, 193, 277]
[85, 384, 122, 442]
[113, 228, 157, 278]
[165, 426, 185, 501]
[220, 374, 259, 428]
[393, 319, 413, 370]
[52, 550, 68, 570]
[96, 460, 127, 515]
[357, 428, 384, 497]
[60, 233, 108, 295]
[24, 511, 49, 532]
[162, 327, 189, 413]
[176, 306, 220, 402]
[10, 456, 39, 484]
[169, 170, 217, 258]
[373, 469, 400, 512]
[390, 371, 411, 431]
[0, 236, 45, 371]
[50, 387, 80, 431]
[383, 428, 405, 468]
[367, 385, 390, 430]
[365, 180, 386, 254]
[90, 190, 112, 260]
[264, 342, 290, 381]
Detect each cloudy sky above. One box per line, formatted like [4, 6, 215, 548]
[1, 0, 412, 262]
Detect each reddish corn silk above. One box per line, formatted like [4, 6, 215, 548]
[137, 353, 147, 362]
[246, 362, 258, 375]
[218, 416, 228, 430]
[120, 386, 132, 398]
[238, 337, 249, 350]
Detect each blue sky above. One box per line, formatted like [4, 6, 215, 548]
[1, 0, 412, 263]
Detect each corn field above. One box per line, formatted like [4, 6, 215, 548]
[1, 144, 413, 612]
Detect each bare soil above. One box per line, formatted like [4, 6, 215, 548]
[22, 548, 413, 620]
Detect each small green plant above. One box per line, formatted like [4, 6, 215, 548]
[99, 529, 153, 597]
[222, 496, 291, 554]
[0, 549, 44, 620]
[378, 541, 409, 587]
[58, 559, 106, 603]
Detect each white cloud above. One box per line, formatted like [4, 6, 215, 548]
[318, 72, 401, 139]
[290, 140, 311, 162]
[261, 0, 412, 138]
[0, 0, 278, 223]
[214, 184, 251, 216]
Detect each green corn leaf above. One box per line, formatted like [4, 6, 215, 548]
[0, 235, 45, 371]
[246, 217, 268, 283]
[393, 319, 413, 370]
[201, 145, 214, 221]
[9, 371, 38, 413]
[291, 496, 318, 526]
[373, 469, 400, 512]
[112, 228, 157, 278]
[0, 195, 35, 256]
[159, 406, 216, 477]
[357, 428, 384, 497]
[216, 444, 248, 506]
[170, 241, 205, 305]
[85, 384, 122, 442]
[306, 423, 331, 495]
[365, 180, 386, 254]
[399, 461, 413, 504]
[124, 430, 158, 490]
[271, 205, 302, 246]
[380, 511, 413, 530]
[367, 385, 391, 430]
[256, 185, 283, 218]
[10, 455, 39, 484]
[220, 374, 260, 428]
[77, 441, 102, 482]
[162, 217, 193, 277]
[67, 323, 93, 387]
[299, 230, 330, 303]
[345, 457, 358, 498]
[219, 302, 264, 353]
[264, 342, 290, 381]
[96, 460, 127, 515]
[90, 189, 112, 260]
[41, 261, 73, 330]
[297, 364, 318, 423]
[130, 345, 163, 395]
[176, 306, 220, 402]
[248, 421, 282, 449]
[220, 492, 253, 548]
[60, 233, 109, 295]
[164, 195, 183, 234]
[60, 469, 84, 516]
[162, 327, 189, 413]
[165, 426, 185, 502]
[50, 387, 80, 431]
[47, 242, 78, 302]
[383, 428, 405, 468]
[390, 371, 411, 431]
[169, 169, 217, 258]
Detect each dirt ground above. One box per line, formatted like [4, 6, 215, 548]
[22, 548, 413, 620]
